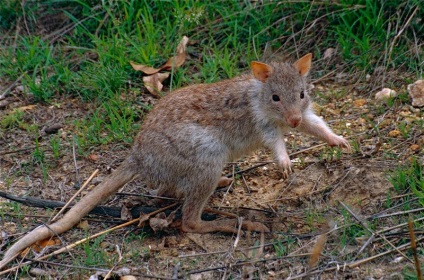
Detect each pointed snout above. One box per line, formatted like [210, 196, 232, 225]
[288, 116, 302, 128]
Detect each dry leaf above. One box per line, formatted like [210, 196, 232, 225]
[388, 130, 401, 138]
[410, 144, 420, 152]
[77, 220, 89, 230]
[160, 35, 189, 71]
[87, 154, 99, 162]
[28, 238, 61, 254]
[176, 35, 189, 54]
[353, 99, 367, 107]
[17, 105, 36, 111]
[130, 36, 189, 75]
[143, 72, 170, 97]
[129, 61, 161, 75]
[149, 210, 176, 232]
[323, 48, 335, 59]
[121, 205, 133, 221]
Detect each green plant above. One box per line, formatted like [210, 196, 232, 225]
[339, 208, 368, 249]
[273, 237, 296, 257]
[0, 110, 24, 129]
[81, 234, 108, 267]
[50, 135, 61, 160]
[389, 159, 423, 195]
[32, 139, 48, 183]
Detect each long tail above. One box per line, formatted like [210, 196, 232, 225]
[0, 159, 137, 269]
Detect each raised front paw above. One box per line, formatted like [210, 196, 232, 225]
[328, 135, 351, 152]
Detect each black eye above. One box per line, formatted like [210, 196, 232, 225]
[272, 95, 280, 102]
[300, 90, 305, 99]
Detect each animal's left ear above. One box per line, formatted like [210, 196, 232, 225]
[251, 61, 273, 83]
[293, 53, 312, 76]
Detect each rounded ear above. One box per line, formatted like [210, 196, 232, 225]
[293, 53, 312, 76]
[251, 61, 273, 83]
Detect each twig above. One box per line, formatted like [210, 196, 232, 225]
[51, 169, 99, 222]
[72, 135, 80, 188]
[348, 236, 424, 268]
[376, 216, 424, 235]
[387, 6, 419, 66]
[372, 197, 418, 218]
[0, 203, 178, 275]
[116, 191, 177, 201]
[0, 73, 26, 100]
[339, 201, 412, 263]
[408, 218, 423, 280]
[371, 207, 424, 219]
[241, 174, 251, 194]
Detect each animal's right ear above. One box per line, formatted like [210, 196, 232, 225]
[251, 61, 273, 83]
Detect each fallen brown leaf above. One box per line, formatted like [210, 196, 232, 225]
[17, 105, 36, 111]
[129, 61, 161, 75]
[130, 36, 189, 75]
[353, 99, 367, 107]
[149, 210, 176, 232]
[21, 238, 62, 256]
[388, 130, 401, 138]
[77, 220, 89, 230]
[143, 72, 170, 97]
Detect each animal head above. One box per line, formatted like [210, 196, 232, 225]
[251, 53, 312, 128]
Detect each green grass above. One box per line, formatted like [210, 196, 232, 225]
[389, 159, 424, 202]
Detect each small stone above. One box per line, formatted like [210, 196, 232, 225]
[408, 80, 424, 107]
[375, 88, 397, 100]
[353, 99, 367, 107]
[323, 48, 335, 59]
[366, 74, 371, 81]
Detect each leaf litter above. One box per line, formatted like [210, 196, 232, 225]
[0, 62, 423, 278]
[130, 36, 189, 96]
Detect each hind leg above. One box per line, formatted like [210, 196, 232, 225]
[181, 183, 269, 233]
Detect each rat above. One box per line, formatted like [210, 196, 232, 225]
[0, 53, 350, 268]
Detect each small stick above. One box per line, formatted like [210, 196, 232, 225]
[371, 207, 424, 219]
[0, 72, 26, 100]
[51, 169, 99, 222]
[348, 236, 424, 268]
[0, 203, 177, 275]
[241, 174, 251, 194]
[408, 218, 422, 280]
[370, 197, 419, 218]
[72, 135, 80, 188]
[339, 201, 412, 263]
[0, 147, 34, 156]
[376, 216, 424, 235]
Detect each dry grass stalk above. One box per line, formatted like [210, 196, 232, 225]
[408, 218, 422, 280]
[308, 232, 327, 268]
[51, 169, 99, 222]
[339, 201, 413, 263]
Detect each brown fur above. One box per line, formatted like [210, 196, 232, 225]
[0, 54, 350, 268]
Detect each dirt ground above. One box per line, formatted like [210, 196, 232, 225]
[0, 80, 423, 279]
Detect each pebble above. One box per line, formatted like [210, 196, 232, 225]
[408, 80, 424, 107]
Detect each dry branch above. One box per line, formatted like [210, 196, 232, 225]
[0, 191, 217, 221]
